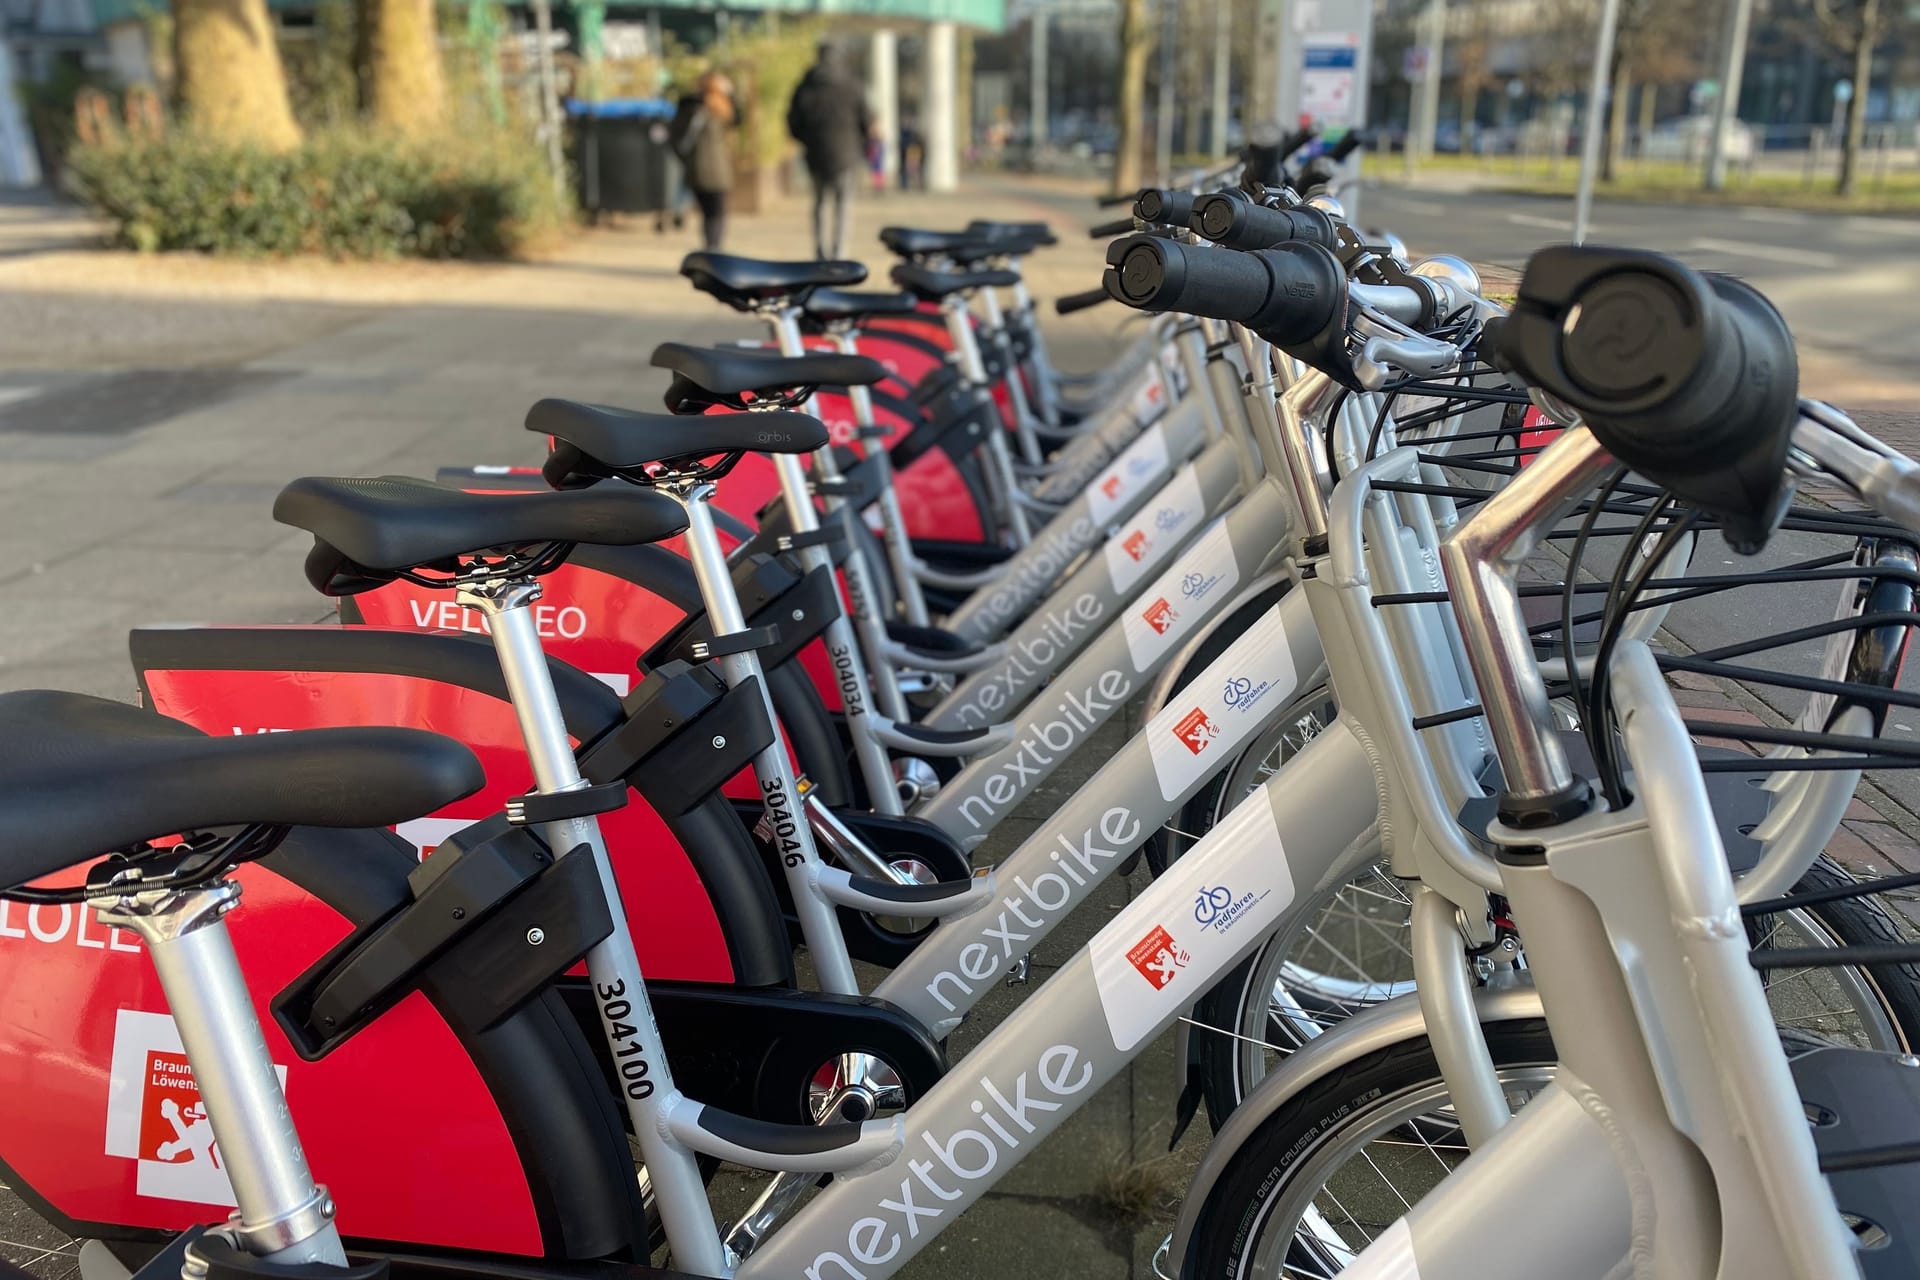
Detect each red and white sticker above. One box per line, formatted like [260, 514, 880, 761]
[1517, 404, 1561, 468]
[1140, 597, 1178, 635]
[1172, 708, 1218, 755]
[1100, 465, 1206, 595]
[1087, 424, 1172, 527]
[1143, 605, 1300, 802]
[1128, 374, 1168, 425]
[106, 1009, 289, 1206]
[1089, 789, 1292, 1051]
[396, 816, 470, 857]
[1125, 925, 1189, 990]
[1120, 518, 1240, 672]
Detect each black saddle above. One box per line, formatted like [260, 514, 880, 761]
[529, 398, 828, 476]
[0, 690, 482, 888]
[803, 289, 921, 325]
[968, 219, 1058, 249]
[651, 343, 888, 413]
[681, 252, 868, 310]
[879, 228, 992, 261]
[891, 263, 1022, 302]
[274, 475, 688, 594]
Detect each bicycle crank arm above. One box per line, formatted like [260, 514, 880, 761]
[869, 715, 1016, 757]
[879, 637, 1008, 675]
[810, 863, 996, 918]
[912, 560, 1005, 591]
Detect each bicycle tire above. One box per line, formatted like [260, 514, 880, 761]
[1180, 1020, 1556, 1280]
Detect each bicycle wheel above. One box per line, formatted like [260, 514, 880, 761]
[1180, 695, 1918, 1122]
[1180, 1020, 1556, 1280]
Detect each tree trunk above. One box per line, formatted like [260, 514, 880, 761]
[1637, 80, 1657, 148]
[957, 27, 976, 159]
[1838, 0, 1876, 197]
[1603, 58, 1630, 182]
[360, 0, 447, 133]
[1113, 0, 1151, 195]
[173, 0, 301, 147]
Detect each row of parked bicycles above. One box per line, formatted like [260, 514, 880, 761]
[4, 125, 1919, 1280]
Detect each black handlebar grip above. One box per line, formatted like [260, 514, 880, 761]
[1495, 246, 1800, 553]
[1327, 130, 1371, 162]
[1240, 126, 1317, 188]
[1097, 190, 1140, 208]
[1134, 189, 1196, 228]
[1090, 217, 1137, 239]
[1189, 192, 1338, 250]
[1101, 235, 1344, 345]
[1055, 286, 1113, 316]
[1275, 126, 1316, 158]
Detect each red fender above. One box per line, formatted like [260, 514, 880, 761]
[0, 856, 545, 1252]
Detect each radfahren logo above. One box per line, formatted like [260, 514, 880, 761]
[1221, 673, 1278, 716]
[1192, 880, 1269, 935]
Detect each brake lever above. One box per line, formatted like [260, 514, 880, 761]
[1351, 322, 1461, 392]
[1792, 401, 1920, 533]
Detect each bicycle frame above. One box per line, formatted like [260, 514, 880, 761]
[738, 712, 1384, 1280]
[912, 373, 1345, 846]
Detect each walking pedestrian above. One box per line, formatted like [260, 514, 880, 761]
[786, 41, 873, 261]
[669, 71, 739, 251]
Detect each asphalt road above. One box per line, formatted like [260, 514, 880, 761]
[1363, 184, 1920, 366]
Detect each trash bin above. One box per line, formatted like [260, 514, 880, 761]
[569, 98, 678, 217]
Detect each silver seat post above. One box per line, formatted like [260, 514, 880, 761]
[766, 309, 914, 731]
[826, 325, 932, 628]
[1006, 275, 1062, 429]
[975, 282, 1045, 466]
[725, 339, 907, 816]
[96, 883, 347, 1267]
[646, 479, 865, 992]
[942, 293, 1033, 545]
[460, 570, 730, 1274]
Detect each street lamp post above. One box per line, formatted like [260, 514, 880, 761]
[1030, 8, 1047, 155]
[1705, 0, 1755, 191]
[1572, 0, 1622, 243]
[1155, 0, 1177, 182]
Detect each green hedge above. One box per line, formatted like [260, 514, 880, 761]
[67, 129, 571, 259]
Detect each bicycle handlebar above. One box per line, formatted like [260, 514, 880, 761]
[1326, 130, 1371, 163]
[1495, 245, 1799, 553]
[1089, 217, 1137, 239]
[1055, 286, 1112, 316]
[1102, 234, 1343, 346]
[1134, 189, 1196, 229]
[1189, 192, 1338, 250]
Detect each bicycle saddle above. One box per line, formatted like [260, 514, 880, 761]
[0, 689, 482, 886]
[680, 252, 867, 310]
[528, 398, 827, 472]
[802, 289, 920, 324]
[890, 263, 1021, 302]
[651, 344, 888, 412]
[968, 219, 1058, 249]
[274, 476, 688, 590]
[879, 227, 993, 260]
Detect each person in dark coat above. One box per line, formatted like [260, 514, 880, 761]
[669, 71, 738, 251]
[786, 42, 873, 260]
